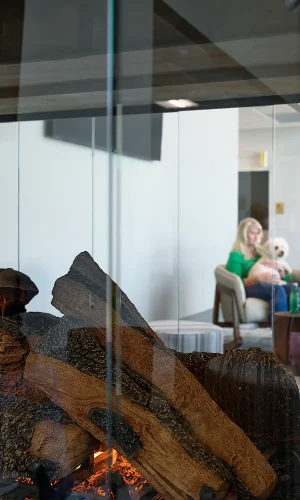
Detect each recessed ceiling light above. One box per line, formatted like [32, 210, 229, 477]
[156, 99, 198, 109]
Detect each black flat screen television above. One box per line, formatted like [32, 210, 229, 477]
[44, 113, 163, 162]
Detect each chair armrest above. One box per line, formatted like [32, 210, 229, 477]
[215, 265, 246, 322]
[215, 266, 246, 302]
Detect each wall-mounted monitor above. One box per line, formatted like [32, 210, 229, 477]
[45, 113, 163, 162]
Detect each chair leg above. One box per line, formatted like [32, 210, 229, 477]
[224, 292, 243, 351]
[232, 293, 243, 346]
[213, 286, 220, 325]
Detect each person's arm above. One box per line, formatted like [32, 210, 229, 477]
[226, 252, 244, 278]
[226, 252, 260, 287]
[243, 275, 259, 286]
[263, 261, 291, 282]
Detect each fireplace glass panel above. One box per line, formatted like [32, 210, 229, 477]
[2, 0, 300, 498]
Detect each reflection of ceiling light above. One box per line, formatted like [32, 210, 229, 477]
[156, 99, 198, 109]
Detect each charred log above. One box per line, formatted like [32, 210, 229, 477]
[23, 251, 277, 500]
[175, 349, 300, 443]
[0, 391, 98, 480]
[26, 320, 232, 500]
[0, 269, 38, 317]
[0, 312, 60, 372]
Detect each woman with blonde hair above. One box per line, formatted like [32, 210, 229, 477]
[226, 217, 290, 323]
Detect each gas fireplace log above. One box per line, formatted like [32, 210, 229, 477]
[0, 269, 39, 316]
[32, 251, 276, 499]
[25, 326, 278, 499]
[25, 335, 231, 500]
[0, 312, 60, 372]
[172, 351, 218, 385]
[30, 420, 99, 479]
[0, 331, 28, 371]
[0, 391, 98, 481]
[174, 350, 300, 443]
[0, 370, 49, 403]
[0, 312, 60, 345]
[0, 313, 56, 402]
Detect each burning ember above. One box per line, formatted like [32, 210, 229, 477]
[74, 450, 162, 499]
[0, 449, 162, 500]
[1, 445, 300, 500]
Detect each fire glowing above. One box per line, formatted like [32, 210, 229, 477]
[93, 448, 118, 468]
[6, 452, 163, 500]
[73, 455, 158, 498]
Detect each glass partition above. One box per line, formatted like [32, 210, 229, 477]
[2, 1, 300, 500]
[0, 122, 19, 271]
[109, 110, 180, 325]
[17, 118, 96, 314]
[238, 106, 275, 340]
[273, 104, 300, 378]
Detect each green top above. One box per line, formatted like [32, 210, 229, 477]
[226, 250, 290, 282]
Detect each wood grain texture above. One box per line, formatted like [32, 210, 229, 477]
[30, 420, 98, 479]
[0, 390, 74, 479]
[49, 251, 276, 499]
[0, 332, 28, 371]
[25, 351, 230, 500]
[174, 350, 300, 442]
[0, 310, 97, 480]
[0, 77, 294, 117]
[0, 370, 49, 404]
[0, 312, 59, 372]
[0, 32, 298, 116]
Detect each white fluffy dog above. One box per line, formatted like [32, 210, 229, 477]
[249, 237, 292, 285]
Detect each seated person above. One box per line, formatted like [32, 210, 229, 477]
[226, 217, 291, 324]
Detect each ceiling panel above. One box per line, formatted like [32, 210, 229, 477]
[0, 0, 300, 118]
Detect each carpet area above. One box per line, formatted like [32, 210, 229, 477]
[223, 327, 273, 351]
[186, 310, 275, 351]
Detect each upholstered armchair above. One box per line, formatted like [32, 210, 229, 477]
[213, 265, 300, 350]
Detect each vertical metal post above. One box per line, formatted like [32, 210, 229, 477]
[270, 106, 276, 336]
[17, 121, 21, 272]
[106, 0, 116, 489]
[91, 117, 95, 258]
[115, 103, 122, 420]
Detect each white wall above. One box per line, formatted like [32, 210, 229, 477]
[179, 109, 238, 316]
[0, 123, 19, 269]
[239, 126, 300, 269]
[1, 109, 238, 320]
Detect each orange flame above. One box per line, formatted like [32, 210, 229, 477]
[93, 448, 118, 470]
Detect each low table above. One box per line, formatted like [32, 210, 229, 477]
[149, 320, 224, 353]
[274, 312, 300, 364]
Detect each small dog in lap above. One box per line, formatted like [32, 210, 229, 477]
[249, 237, 291, 285]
